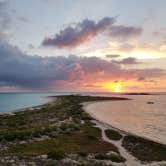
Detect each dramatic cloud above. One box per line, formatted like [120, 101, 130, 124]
[42, 17, 143, 48]
[0, 37, 165, 90]
[42, 17, 116, 48]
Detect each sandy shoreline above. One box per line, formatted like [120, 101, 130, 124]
[82, 100, 146, 138]
[82, 101, 166, 166]
[82, 101, 127, 133]
[82, 100, 166, 145]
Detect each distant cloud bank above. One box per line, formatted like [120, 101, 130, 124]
[0, 36, 164, 91]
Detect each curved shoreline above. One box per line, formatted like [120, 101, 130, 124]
[82, 100, 166, 146]
[82, 100, 166, 165]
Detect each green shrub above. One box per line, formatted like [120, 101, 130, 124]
[60, 123, 68, 131]
[109, 153, 126, 162]
[95, 153, 126, 162]
[105, 129, 122, 141]
[86, 134, 98, 140]
[95, 153, 109, 160]
[48, 131, 58, 138]
[0, 130, 32, 141]
[78, 152, 88, 157]
[73, 118, 81, 124]
[47, 150, 65, 160]
[80, 112, 92, 120]
[122, 135, 166, 161]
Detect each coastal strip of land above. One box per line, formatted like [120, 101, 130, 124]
[0, 95, 165, 166]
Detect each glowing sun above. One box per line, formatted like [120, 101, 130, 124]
[103, 82, 123, 93]
[113, 83, 122, 93]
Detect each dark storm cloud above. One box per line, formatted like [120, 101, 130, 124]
[0, 37, 165, 90]
[0, 38, 77, 88]
[42, 17, 116, 48]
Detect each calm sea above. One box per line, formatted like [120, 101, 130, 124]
[84, 93, 166, 144]
[0, 92, 74, 113]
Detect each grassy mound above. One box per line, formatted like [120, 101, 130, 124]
[47, 150, 65, 160]
[122, 135, 166, 161]
[95, 153, 126, 163]
[105, 129, 123, 141]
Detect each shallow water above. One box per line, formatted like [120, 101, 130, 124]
[84, 94, 166, 145]
[0, 92, 74, 113]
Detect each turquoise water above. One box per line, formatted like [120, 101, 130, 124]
[0, 92, 73, 113]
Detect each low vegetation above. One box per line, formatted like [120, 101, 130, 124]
[105, 129, 123, 141]
[0, 95, 165, 165]
[122, 135, 166, 161]
[95, 153, 126, 163]
[47, 150, 65, 160]
[0, 95, 126, 165]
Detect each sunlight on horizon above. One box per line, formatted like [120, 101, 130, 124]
[103, 82, 123, 93]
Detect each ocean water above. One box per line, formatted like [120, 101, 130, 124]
[0, 92, 74, 113]
[84, 93, 166, 145]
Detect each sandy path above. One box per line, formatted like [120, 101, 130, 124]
[94, 120, 142, 166]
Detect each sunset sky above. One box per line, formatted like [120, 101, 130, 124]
[0, 0, 166, 92]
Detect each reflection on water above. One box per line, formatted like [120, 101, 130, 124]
[85, 94, 166, 144]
